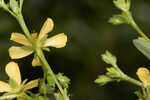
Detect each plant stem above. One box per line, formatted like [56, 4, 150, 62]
[126, 11, 150, 41]
[16, 14, 36, 48]
[114, 64, 142, 87]
[36, 48, 69, 100]
[16, 13, 69, 100]
[123, 74, 142, 87]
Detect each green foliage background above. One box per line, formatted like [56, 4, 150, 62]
[0, 0, 150, 100]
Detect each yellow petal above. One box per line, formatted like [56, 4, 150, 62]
[32, 56, 41, 67]
[5, 62, 21, 86]
[136, 67, 150, 86]
[24, 79, 39, 90]
[9, 46, 33, 59]
[10, 32, 31, 46]
[0, 81, 11, 92]
[38, 18, 54, 40]
[43, 33, 67, 48]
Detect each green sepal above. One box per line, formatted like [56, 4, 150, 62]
[40, 34, 48, 45]
[21, 79, 28, 87]
[21, 45, 33, 51]
[133, 39, 150, 60]
[43, 47, 51, 52]
[9, 0, 19, 14]
[9, 78, 19, 89]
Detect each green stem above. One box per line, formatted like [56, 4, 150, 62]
[126, 11, 150, 41]
[36, 48, 69, 100]
[16, 14, 36, 48]
[114, 64, 142, 87]
[123, 74, 142, 87]
[16, 13, 69, 100]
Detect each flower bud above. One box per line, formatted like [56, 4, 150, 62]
[113, 0, 131, 12]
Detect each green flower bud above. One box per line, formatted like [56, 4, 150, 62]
[113, 0, 131, 12]
[95, 75, 113, 86]
[101, 51, 117, 66]
[109, 14, 128, 25]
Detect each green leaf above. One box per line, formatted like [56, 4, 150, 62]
[133, 39, 150, 60]
[56, 73, 70, 89]
[101, 51, 117, 66]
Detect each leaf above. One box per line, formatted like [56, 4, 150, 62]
[133, 39, 150, 60]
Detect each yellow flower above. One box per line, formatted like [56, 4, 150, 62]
[0, 62, 39, 93]
[136, 67, 150, 87]
[9, 18, 67, 66]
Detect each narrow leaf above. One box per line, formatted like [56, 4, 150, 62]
[133, 39, 150, 60]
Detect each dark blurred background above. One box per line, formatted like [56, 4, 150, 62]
[0, 0, 150, 100]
